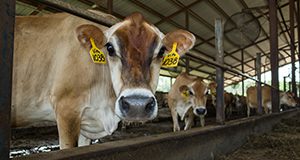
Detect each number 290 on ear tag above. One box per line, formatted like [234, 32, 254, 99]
[161, 42, 180, 68]
[89, 38, 106, 64]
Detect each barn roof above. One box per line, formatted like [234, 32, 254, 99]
[16, 0, 299, 85]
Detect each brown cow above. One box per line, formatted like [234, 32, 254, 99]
[208, 82, 235, 118]
[12, 12, 195, 148]
[234, 95, 247, 116]
[246, 86, 297, 117]
[168, 73, 208, 131]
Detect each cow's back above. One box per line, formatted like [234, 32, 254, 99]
[12, 13, 111, 127]
[246, 86, 271, 109]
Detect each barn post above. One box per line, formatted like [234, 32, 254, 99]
[297, 0, 300, 94]
[290, 0, 297, 97]
[284, 76, 287, 91]
[241, 50, 245, 96]
[107, 0, 113, 14]
[0, 0, 15, 159]
[256, 53, 263, 114]
[269, 0, 280, 113]
[215, 18, 225, 124]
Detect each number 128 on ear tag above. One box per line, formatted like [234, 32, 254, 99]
[161, 42, 180, 68]
[89, 38, 106, 64]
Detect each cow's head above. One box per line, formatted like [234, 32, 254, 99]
[179, 79, 208, 117]
[76, 13, 195, 121]
[280, 91, 297, 107]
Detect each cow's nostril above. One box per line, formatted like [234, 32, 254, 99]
[196, 108, 206, 115]
[119, 96, 130, 113]
[145, 97, 155, 113]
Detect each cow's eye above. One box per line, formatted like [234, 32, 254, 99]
[205, 91, 209, 95]
[105, 43, 116, 56]
[158, 46, 166, 58]
[189, 90, 194, 96]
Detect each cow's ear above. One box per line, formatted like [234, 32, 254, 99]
[163, 29, 195, 56]
[179, 85, 191, 98]
[208, 82, 217, 89]
[76, 24, 106, 49]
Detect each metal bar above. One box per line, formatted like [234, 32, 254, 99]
[194, 2, 290, 54]
[269, 0, 280, 113]
[170, 0, 255, 71]
[107, 0, 113, 14]
[284, 76, 287, 91]
[142, 0, 253, 70]
[278, 4, 292, 41]
[290, 0, 297, 97]
[32, 0, 120, 27]
[227, 51, 298, 81]
[0, 0, 15, 159]
[231, 40, 298, 70]
[256, 53, 263, 114]
[215, 18, 225, 124]
[185, 10, 189, 29]
[185, 57, 190, 74]
[155, 0, 203, 25]
[297, 0, 300, 90]
[242, 50, 245, 96]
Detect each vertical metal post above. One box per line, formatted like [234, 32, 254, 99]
[241, 50, 245, 96]
[269, 0, 280, 113]
[256, 53, 263, 114]
[107, 0, 113, 14]
[284, 77, 287, 91]
[297, 0, 300, 93]
[185, 57, 190, 74]
[290, 0, 297, 97]
[215, 18, 225, 124]
[0, 0, 15, 159]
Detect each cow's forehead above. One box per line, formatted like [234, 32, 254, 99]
[192, 80, 207, 93]
[105, 16, 164, 43]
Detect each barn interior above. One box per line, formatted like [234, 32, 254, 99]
[15, 0, 300, 86]
[1, 0, 300, 159]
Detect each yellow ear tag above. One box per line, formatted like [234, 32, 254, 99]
[89, 38, 106, 64]
[161, 42, 180, 68]
[181, 90, 190, 102]
[181, 90, 189, 98]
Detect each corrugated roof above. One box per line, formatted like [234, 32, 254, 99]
[15, 0, 299, 85]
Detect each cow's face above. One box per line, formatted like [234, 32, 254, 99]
[77, 13, 195, 122]
[179, 79, 208, 117]
[280, 92, 297, 107]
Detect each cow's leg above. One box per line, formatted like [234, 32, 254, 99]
[200, 115, 205, 127]
[247, 104, 251, 117]
[184, 111, 194, 130]
[55, 98, 82, 149]
[78, 133, 91, 147]
[170, 108, 180, 132]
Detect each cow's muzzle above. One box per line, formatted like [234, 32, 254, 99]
[194, 107, 207, 116]
[115, 89, 158, 121]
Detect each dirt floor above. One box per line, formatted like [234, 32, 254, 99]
[10, 108, 220, 158]
[218, 113, 300, 160]
[11, 108, 299, 159]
